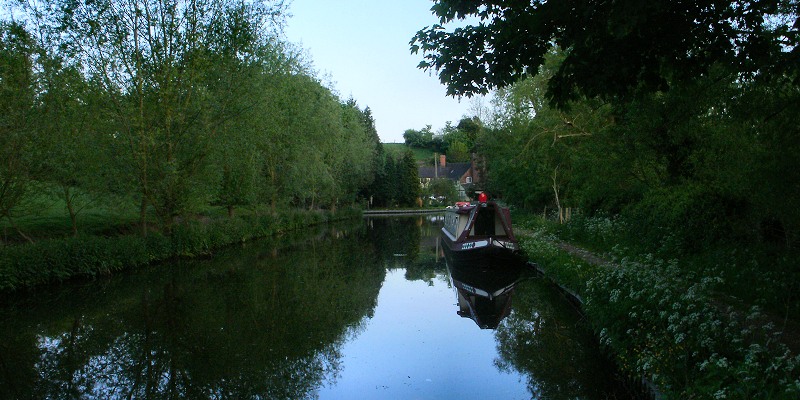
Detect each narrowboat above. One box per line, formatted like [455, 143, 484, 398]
[440, 193, 519, 261]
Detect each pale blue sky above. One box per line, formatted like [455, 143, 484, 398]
[284, 0, 478, 143]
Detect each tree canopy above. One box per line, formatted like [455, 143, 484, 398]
[411, 0, 799, 105]
[0, 0, 386, 239]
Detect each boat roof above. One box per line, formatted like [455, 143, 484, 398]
[447, 201, 505, 214]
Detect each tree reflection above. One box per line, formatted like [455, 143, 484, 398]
[365, 216, 421, 264]
[365, 216, 449, 286]
[1, 223, 384, 399]
[494, 277, 631, 400]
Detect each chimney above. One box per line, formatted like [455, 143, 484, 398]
[439, 154, 446, 167]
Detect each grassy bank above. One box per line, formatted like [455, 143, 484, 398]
[514, 212, 800, 399]
[0, 208, 360, 292]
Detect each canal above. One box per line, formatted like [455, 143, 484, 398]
[0, 216, 634, 399]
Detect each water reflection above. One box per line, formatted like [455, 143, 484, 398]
[446, 256, 523, 329]
[0, 222, 384, 399]
[364, 215, 447, 285]
[495, 278, 635, 399]
[1, 216, 635, 399]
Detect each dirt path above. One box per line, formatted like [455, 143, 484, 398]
[516, 227, 613, 268]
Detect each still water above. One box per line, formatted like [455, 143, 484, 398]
[0, 216, 632, 399]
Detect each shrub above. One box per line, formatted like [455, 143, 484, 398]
[621, 184, 752, 255]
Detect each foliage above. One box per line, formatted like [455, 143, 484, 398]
[395, 150, 422, 207]
[403, 125, 434, 148]
[478, 50, 617, 212]
[519, 211, 800, 398]
[414, 2, 800, 397]
[586, 257, 800, 399]
[368, 149, 421, 208]
[479, 47, 800, 248]
[412, 1, 797, 105]
[517, 229, 599, 299]
[1, 0, 383, 244]
[422, 178, 458, 206]
[401, 117, 483, 159]
[446, 140, 469, 163]
[0, 22, 37, 241]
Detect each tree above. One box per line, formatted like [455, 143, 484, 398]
[476, 50, 616, 215]
[403, 125, 433, 148]
[456, 116, 481, 148]
[446, 140, 469, 163]
[34, 53, 111, 236]
[47, 0, 288, 233]
[411, 1, 798, 105]
[0, 22, 37, 242]
[336, 100, 378, 208]
[359, 105, 385, 206]
[423, 178, 458, 206]
[395, 150, 421, 207]
[382, 155, 398, 206]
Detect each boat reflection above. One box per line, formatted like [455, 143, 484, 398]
[446, 255, 524, 329]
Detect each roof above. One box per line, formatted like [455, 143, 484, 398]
[419, 162, 472, 181]
[446, 163, 472, 180]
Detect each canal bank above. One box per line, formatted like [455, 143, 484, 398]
[362, 208, 445, 216]
[515, 224, 800, 399]
[518, 231, 663, 400]
[0, 208, 360, 293]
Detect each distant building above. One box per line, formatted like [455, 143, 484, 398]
[419, 155, 480, 201]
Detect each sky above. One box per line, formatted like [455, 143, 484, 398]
[283, 0, 481, 143]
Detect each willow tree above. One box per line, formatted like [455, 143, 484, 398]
[33, 53, 112, 236]
[335, 100, 377, 209]
[47, 0, 287, 234]
[0, 22, 37, 242]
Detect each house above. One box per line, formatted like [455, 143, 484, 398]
[419, 155, 480, 201]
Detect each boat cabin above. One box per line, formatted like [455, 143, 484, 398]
[441, 199, 518, 260]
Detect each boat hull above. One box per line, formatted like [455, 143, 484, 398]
[440, 229, 520, 262]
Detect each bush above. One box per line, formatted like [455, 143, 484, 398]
[621, 184, 752, 255]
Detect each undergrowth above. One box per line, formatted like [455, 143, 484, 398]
[515, 211, 800, 399]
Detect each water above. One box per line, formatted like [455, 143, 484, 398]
[0, 216, 633, 399]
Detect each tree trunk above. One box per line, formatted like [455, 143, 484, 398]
[267, 166, 277, 213]
[552, 167, 563, 224]
[140, 195, 148, 237]
[5, 214, 34, 244]
[63, 185, 78, 236]
[227, 205, 234, 218]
